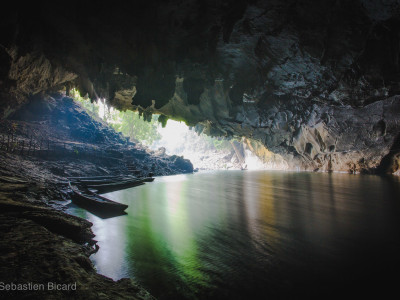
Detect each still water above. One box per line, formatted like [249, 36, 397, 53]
[68, 171, 400, 299]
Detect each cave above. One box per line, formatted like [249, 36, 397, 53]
[1, 1, 400, 299]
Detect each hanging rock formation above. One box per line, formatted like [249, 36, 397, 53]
[1, 0, 400, 173]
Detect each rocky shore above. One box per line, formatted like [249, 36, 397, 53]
[0, 94, 194, 299]
[0, 181, 157, 300]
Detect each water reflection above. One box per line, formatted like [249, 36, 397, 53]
[67, 171, 400, 299]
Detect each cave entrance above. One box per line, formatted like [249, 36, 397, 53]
[71, 90, 271, 170]
[150, 123, 289, 171]
[150, 119, 244, 170]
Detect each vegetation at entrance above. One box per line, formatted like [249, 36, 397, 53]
[71, 89, 161, 146]
[71, 89, 99, 118]
[71, 89, 234, 152]
[110, 111, 161, 145]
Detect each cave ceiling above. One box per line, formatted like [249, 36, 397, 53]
[1, 0, 400, 172]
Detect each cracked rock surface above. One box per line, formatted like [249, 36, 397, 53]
[1, 0, 400, 173]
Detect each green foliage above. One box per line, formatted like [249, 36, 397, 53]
[109, 110, 161, 146]
[71, 88, 160, 146]
[199, 134, 232, 151]
[71, 89, 99, 118]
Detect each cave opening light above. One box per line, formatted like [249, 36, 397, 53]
[70, 89, 269, 171]
[150, 119, 247, 171]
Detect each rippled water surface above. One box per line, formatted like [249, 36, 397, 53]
[68, 171, 400, 299]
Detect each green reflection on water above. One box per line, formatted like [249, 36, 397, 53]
[119, 177, 212, 298]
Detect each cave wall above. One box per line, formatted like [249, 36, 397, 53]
[151, 78, 400, 173]
[1, 0, 400, 173]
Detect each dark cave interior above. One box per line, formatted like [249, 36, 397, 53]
[1, 1, 400, 299]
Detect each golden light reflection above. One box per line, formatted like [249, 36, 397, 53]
[243, 172, 279, 247]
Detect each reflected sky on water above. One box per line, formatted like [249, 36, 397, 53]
[67, 171, 400, 299]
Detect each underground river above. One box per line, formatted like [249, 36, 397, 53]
[68, 170, 400, 299]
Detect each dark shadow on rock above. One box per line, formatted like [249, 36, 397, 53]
[376, 133, 400, 174]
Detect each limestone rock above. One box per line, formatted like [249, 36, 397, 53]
[1, 0, 400, 173]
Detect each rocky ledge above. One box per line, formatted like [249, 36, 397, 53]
[0, 184, 155, 300]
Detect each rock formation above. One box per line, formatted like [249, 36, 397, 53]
[1, 0, 400, 173]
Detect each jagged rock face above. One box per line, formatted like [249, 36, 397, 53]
[1, 0, 400, 172]
[156, 79, 400, 173]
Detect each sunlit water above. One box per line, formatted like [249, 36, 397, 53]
[68, 171, 400, 299]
